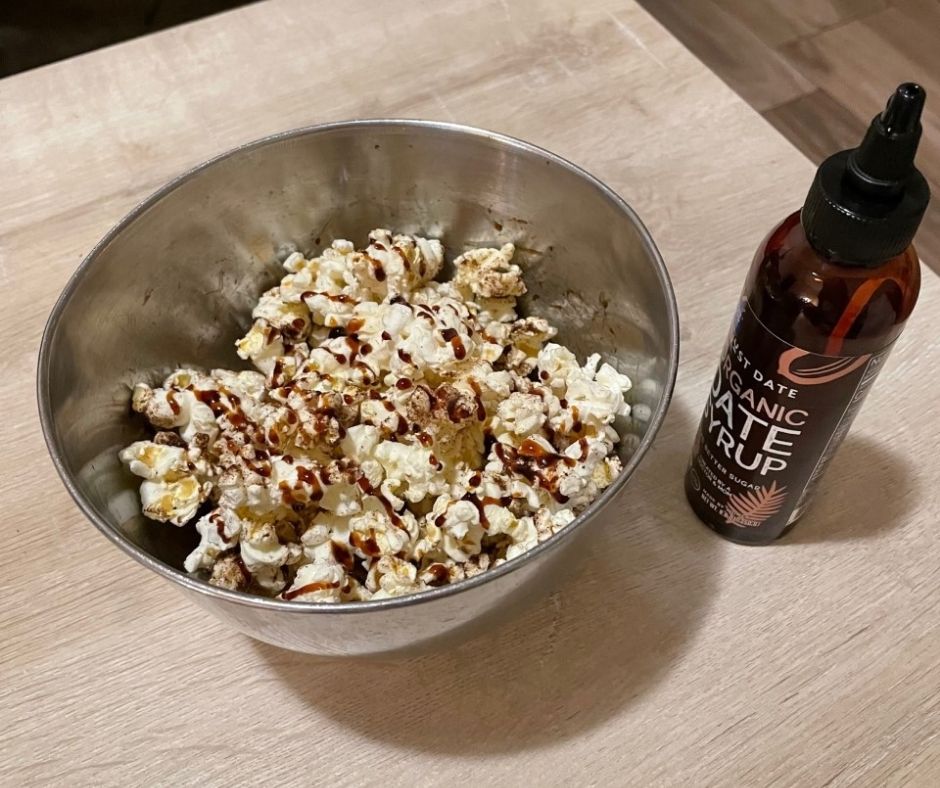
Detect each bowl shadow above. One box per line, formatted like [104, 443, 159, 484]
[782, 434, 919, 544]
[253, 403, 726, 755]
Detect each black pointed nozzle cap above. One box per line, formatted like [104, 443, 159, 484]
[801, 82, 930, 265]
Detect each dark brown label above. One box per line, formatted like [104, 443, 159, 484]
[686, 299, 891, 543]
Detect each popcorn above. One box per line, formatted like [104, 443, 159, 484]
[367, 555, 421, 599]
[120, 441, 210, 526]
[435, 498, 484, 562]
[185, 509, 240, 572]
[495, 392, 547, 437]
[119, 441, 187, 480]
[120, 230, 632, 601]
[348, 506, 410, 558]
[241, 520, 291, 571]
[138, 475, 208, 526]
[235, 321, 285, 375]
[374, 441, 446, 504]
[281, 559, 345, 602]
[454, 243, 525, 298]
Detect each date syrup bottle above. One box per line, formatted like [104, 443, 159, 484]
[686, 83, 929, 545]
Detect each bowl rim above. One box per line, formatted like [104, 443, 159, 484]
[37, 118, 679, 615]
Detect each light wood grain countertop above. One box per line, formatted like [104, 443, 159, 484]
[2, 0, 939, 784]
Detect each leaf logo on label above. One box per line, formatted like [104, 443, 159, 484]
[723, 481, 788, 527]
[777, 348, 870, 385]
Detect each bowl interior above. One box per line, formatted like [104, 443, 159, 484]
[40, 121, 677, 579]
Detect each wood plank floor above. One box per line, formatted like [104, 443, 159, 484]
[637, 0, 940, 274]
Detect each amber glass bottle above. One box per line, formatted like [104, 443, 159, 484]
[686, 83, 929, 544]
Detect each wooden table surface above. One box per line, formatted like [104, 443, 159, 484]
[2, 0, 939, 784]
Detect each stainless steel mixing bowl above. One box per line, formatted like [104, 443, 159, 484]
[38, 120, 679, 656]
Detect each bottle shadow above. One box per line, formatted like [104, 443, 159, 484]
[782, 434, 919, 544]
[253, 402, 727, 754]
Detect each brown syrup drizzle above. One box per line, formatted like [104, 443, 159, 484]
[423, 563, 449, 586]
[392, 245, 411, 272]
[301, 290, 355, 304]
[364, 253, 387, 282]
[467, 378, 486, 421]
[570, 406, 583, 434]
[458, 494, 513, 530]
[440, 327, 467, 360]
[350, 531, 381, 557]
[166, 390, 181, 415]
[331, 541, 355, 571]
[282, 580, 339, 600]
[494, 439, 574, 504]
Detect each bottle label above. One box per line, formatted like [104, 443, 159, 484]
[686, 299, 891, 540]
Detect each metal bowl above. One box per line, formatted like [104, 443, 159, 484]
[38, 120, 678, 656]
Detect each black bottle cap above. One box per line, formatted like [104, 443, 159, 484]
[801, 82, 931, 266]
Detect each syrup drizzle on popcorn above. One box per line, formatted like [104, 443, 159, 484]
[120, 230, 631, 601]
